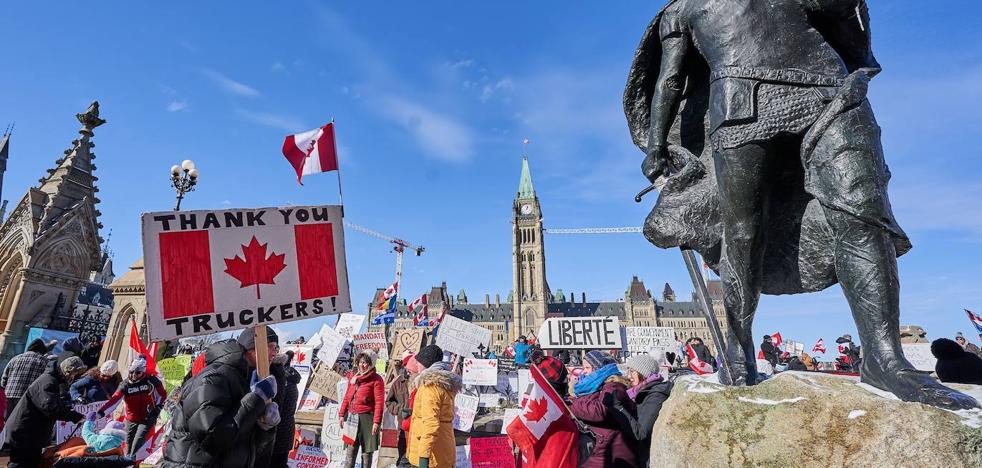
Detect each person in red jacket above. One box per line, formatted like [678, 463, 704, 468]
[96, 356, 167, 458]
[338, 352, 384, 468]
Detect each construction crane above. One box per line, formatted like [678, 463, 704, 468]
[343, 220, 425, 288]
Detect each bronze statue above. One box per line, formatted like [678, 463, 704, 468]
[625, 0, 977, 409]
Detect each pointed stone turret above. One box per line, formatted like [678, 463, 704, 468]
[663, 282, 677, 302]
[0, 127, 10, 220]
[517, 156, 535, 199]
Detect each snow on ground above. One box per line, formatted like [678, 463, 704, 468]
[855, 382, 901, 401]
[738, 396, 807, 405]
[950, 409, 982, 429]
[847, 410, 867, 419]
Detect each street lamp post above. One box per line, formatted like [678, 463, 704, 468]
[170, 159, 200, 211]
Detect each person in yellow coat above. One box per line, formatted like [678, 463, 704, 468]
[407, 345, 461, 468]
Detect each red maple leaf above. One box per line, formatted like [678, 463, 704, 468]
[297, 351, 306, 363]
[524, 397, 549, 422]
[224, 236, 287, 299]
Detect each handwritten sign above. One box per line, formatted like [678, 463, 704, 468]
[471, 436, 516, 468]
[436, 315, 491, 357]
[538, 316, 621, 349]
[902, 343, 937, 372]
[625, 327, 675, 356]
[478, 393, 501, 408]
[289, 444, 331, 468]
[335, 313, 365, 340]
[452, 393, 479, 431]
[56, 400, 118, 443]
[353, 331, 389, 360]
[463, 358, 499, 386]
[316, 325, 348, 369]
[320, 403, 346, 466]
[392, 328, 424, 359]
[309, 364, 345, 398]
[157, 355, 192, 395]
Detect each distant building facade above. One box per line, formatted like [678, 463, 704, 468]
[368, 155, 728, 353]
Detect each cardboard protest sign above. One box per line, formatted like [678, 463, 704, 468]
[537, 316, 621, 349]
[157, 355, 192, 395]
[391, 327, 424, 359]
[298, 388, 322, 412]
[309, 364, 345, 398]
[435, 315, 491, 357]
[142, 205, 352, 341]
[478, 393, 501, 408]
[451, 393, 479, 431]
[463, 358, 499, 386]
[320, 403, 346, 465]
[294, 366, 313, 411]
[335, 313, 365, 340]
[902, 343, 937, 371]
[288, 444, 331, 468]
[317, 324, 348, 369]
[471, 436, 516, 468]
[625, 327, 676, 356]
[353, 331, 389, 360]
[56, 400, 118, 443]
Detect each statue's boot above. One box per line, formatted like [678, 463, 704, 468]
[860, 351, 978, 410]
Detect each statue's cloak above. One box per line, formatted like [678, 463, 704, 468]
[623, 1, 911, 295]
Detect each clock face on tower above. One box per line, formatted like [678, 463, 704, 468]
[520, 204, 533, 215]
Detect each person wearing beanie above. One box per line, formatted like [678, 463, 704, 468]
[97, 355, 167, 458]
[70, 359, 122, 403]
[162, 337, 273, 467]
[1, 338, 52, 418]
[571, 350, 639, 468]
[532, 347, 570, 401]
[608, 353, 674, 467]
[407, 344, 461, 468]
[4, 355, 85, 467]
[257, 337, 302, 468]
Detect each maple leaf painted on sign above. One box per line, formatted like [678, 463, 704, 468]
[297, 351, 306, 363]
[224, 236, 287, 299]
[524, 397, 548, 422]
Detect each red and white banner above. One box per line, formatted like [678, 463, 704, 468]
[142, 205, 351, 341]
[506, 365, 577, 468]
[686, 343, 714, 375]
[771, 332, 783, 347]
[812, 338, 827, 354]
[282, 122, 338, 185]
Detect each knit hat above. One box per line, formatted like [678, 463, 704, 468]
[956, 332, 965, 339]
[27, 338, 48, 353]
[129, 357, 147, 373]
[100, 420, 127, 439]
[100, 360, 118, 376]
[60, 356, 87, 376]
[625, 353, 661, 379]
[237, 328, 279, 350]
[416, 344, 444, 368]
[584, 350, 616, 369]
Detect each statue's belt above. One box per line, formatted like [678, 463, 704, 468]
[711, 67, 845, 87]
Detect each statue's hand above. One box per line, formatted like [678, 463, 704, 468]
[642, 144, 670, 182]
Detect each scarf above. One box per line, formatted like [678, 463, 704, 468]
[627, 372, 664, 399]
[574, 363, 620, 397]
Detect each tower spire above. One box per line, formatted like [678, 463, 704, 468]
[0, 124, 11, 220]
[517, 139, 535, 199]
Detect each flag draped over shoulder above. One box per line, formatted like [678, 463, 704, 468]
[129, 318, 159, 376]
[506, 365, 578, 468]
[282, 122, 338, 185]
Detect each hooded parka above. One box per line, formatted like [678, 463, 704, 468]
[406, 365, 461, 468]
[161, 340, 268, 468]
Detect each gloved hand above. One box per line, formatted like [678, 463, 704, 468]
[257, 402, 281, 430]
[418, 457, 429, 468]
[86, 411, 98, 422]
[251, 375, 278, 402]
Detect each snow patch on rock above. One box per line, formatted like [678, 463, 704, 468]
[847, 410, 866, 419]
[737, 396, 807, 405]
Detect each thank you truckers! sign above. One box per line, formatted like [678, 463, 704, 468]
[537, 316, 622, 349]
[142, 205, 352, 340]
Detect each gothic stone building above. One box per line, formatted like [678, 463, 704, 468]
[368, 156, 728, 353]
[0, 103, 108, 366]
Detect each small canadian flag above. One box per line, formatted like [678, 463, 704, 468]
[506, 364, 577, 468]
[282, 122, 338, 185]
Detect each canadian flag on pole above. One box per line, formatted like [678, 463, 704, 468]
[129, 318, 159, 377]
[771, 332, 783, 347]
[506, 365, 578, 468]
[812, 338, 827, 354]
[282, 122, 338, 185]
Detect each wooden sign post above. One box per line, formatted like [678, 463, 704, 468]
[255, 325, 270, 378]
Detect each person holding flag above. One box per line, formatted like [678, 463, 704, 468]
[507, 360, 579, 468]
[570, 351, 640, 468]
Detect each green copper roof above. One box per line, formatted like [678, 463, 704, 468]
[517, 156, 535, 199]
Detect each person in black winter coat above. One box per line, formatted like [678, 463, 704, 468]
[161, 339, 278, 468]
[255, 350, 302, 468]
[606, 354, 674, 467]
[4, 356, 88, 468]
[931, 338, 982, 385]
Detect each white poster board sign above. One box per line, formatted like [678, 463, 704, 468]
[142, 205, 352, 341]
[902, 343, 937, 372]
[288, 444, 331, 468]
[537, 316, 622, 349]
[625, 327, 675, 356]
[335, 313, 366, 340]
[463, 358, 499, 386]
[353, 331, 389, 360]
[320, 403, 346, 466]
[55, 400, 118, 444]
[452, 393, 479, 431]
[435, 315, 491, 357]
[317, 325, 348, 369]
[285, 344, 315, 367]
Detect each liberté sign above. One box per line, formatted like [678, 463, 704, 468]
[536, 316, 622, 349]
[142, 205, 352, 341]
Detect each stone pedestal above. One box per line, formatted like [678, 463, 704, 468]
[649, 372, 982, 467]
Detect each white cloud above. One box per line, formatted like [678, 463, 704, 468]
[480, 78, 515, 102]
[271, 61, 286, 73]
[375, 95, 475, 162]
[166, 100, 189, 112]
[235, 109, 306, 133]
[202, 69, 261, 97]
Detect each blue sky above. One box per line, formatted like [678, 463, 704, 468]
[1, 1, 981, 355]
